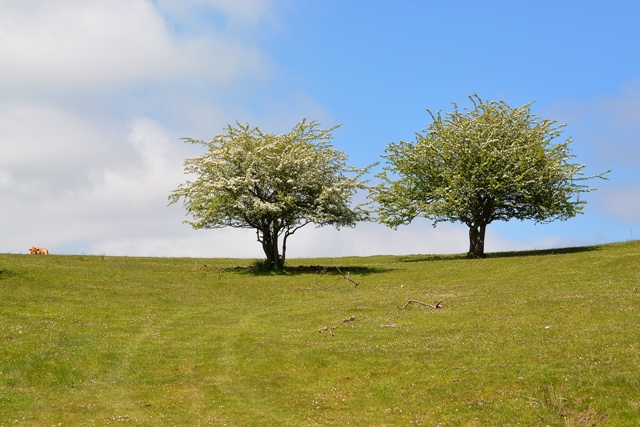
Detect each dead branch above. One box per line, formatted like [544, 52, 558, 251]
[332, 265, 360, 288]
[308, 265, 361, 290]
[394, 299, 443, 310]
[318, 315, 356, 336]
[404, 299, 429, 308]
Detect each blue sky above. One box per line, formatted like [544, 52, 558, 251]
[1, 0, 639, 257]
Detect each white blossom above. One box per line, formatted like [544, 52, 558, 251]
[170, 119, 370, 267]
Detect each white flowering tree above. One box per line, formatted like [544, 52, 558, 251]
[371, 95, 609, 258]
[169, 120, 369, 268]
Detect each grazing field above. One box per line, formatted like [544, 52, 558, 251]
[1, 242, 639, 426]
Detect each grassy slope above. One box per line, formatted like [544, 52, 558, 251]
[1, 242, 639, 426]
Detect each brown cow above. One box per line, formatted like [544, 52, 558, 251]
[29, 246, 49, 255]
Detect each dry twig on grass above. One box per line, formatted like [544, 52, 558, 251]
[332, 265, 360, 288]
[393, 299, 443, 310]
[309, 265, 361, 290]
[318, 315, 356, 336]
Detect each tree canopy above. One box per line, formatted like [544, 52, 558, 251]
[370, 95, 609, 257]
[169, 119, 369, 268]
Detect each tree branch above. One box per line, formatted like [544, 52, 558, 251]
[333, 264, 360, 288]
[394, 299, 443, 310]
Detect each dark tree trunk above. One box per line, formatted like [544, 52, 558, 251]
[468, 223, 487, 258]
[256, 221, 309, 269]
[260, 227, 284, 268]
[281, 232, 289, 268]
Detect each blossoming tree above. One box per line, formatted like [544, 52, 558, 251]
[371, 95, 609, 257]
[169, 119, 369, 268]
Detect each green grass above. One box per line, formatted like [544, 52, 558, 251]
[1, 242, 639, 426]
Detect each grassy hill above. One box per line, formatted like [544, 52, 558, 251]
[1, 242, 639, 426]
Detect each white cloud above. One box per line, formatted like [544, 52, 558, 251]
[0, 104, 131, 196]
[86, 228, 263, 259]
[80, 221, 469, 259]
[82, 118, 182, 206]
[0, 0, 272, 95]
[0, 115, 192, 254]
[286, 221, 469, 258]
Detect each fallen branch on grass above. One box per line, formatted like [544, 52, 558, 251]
[318, 315, 356, 336]
[332, 265, 360, 288]
[309, 265, 361, 290]
[393, 299, 443, 310]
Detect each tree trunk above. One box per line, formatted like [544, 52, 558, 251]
[468, 223, 487, 258]
[281, 232, 289, 268]
[260, 227, 284, 268]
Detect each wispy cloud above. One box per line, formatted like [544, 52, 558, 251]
[548, 80, 640, 170]
[546, 80, 640, 222]
[155, 0, 275, 28]
[597, 184, 640, 221]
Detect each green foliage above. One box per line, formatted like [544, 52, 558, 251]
[1, 242, 639, 425]
[169, 119, 370, 268]
[371, 94, 609, 257]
